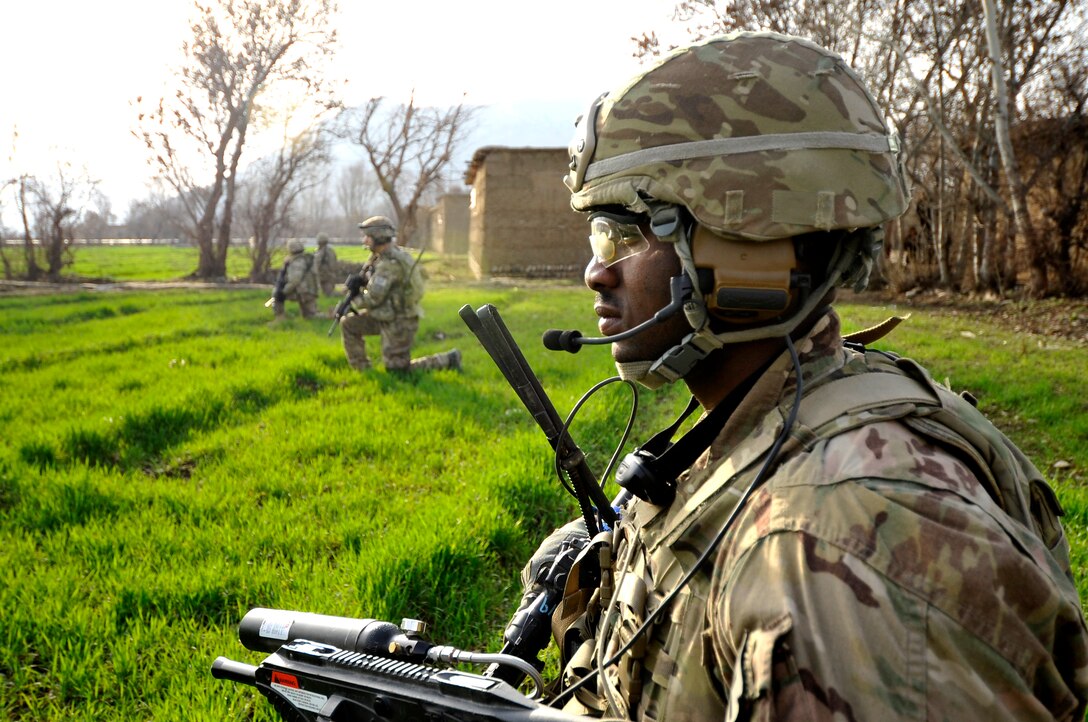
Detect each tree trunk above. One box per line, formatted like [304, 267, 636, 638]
[931, 0, 950, 288]
[981, 0, 1046, 296]
[46, 215, 65, 281]
[17, 178, 42, 281]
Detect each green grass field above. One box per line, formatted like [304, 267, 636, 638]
[1, 249, 1086, 719]
[2, 241, 475, 283]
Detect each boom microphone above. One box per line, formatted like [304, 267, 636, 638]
[543, 275, 693, 353]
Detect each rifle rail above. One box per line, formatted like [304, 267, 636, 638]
[214, 637, 588, 722]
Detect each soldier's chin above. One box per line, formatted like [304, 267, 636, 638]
[610, 342, 653, 365]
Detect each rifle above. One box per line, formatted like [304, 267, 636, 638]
[264, 262, 288, 308]
[326, 262, 375, 337]
[212, 607, 589, 722]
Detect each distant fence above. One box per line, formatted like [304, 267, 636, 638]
[0, 238, 292, 247]
[0, 238, 187, 247]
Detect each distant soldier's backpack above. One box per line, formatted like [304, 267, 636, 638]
[399, 252, 425, 309]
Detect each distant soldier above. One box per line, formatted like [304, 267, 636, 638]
[338, 216, 460, 373]
[272, 239, 320, 319]
[313, 233, 339, 297]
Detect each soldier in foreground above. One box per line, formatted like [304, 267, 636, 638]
[313, 232, 339, 297]
[338, 216, 460, 374]
[520, 32, 1088, 720]
[271, 239, 319, 319]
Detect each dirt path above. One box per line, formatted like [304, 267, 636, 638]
[845, 289, 1088, 347]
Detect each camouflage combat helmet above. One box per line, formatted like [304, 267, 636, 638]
[287, 239, 305, 254]
[316, 233, 329, 245]
[564, 32, 910, 388]
[565, 31, 908, 243]
[358, 215, 396, 243]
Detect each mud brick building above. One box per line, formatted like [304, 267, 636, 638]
[428, 192, 471, 255]
[463, 146, 588, 279]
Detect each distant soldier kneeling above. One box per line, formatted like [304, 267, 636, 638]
[338, 216, 460, 374]
[271, 239, 319, 319]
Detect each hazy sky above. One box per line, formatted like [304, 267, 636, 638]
[0, 0, 692, 218]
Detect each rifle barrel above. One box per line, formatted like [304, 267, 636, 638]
[210, 657, 257, 686]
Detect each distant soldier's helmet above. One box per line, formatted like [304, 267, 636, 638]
[287, 239, 305, 254]
[316, 233, 329, 245]
[358, 215, 396, 243]
[563, 32, 910, 386]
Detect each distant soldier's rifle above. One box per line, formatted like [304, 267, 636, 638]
[327, 261, 375, 337]
[264, 262, 288, 308]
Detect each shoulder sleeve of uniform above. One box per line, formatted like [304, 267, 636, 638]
[709, 472, 1088, 720]
[356, 256, 395, 307]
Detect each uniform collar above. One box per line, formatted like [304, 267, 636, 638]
[702, 309, 846, 466]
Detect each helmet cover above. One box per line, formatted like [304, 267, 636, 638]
[358, 215, 396, 242]
[565, 31, 909, 242]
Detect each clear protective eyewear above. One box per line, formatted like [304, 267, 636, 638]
[588, 211, 651, 267]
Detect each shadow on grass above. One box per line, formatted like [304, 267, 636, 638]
[8, 475, 122, 533]
[113, 583, 263, 632]
[16, 360, 342, 475]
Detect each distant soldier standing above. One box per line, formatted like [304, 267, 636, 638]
[313, 233, 339, 297]
[339, 216, 460, 373]
[272, 239, 320, 319]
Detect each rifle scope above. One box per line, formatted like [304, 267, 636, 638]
[239, 607, 421, 657]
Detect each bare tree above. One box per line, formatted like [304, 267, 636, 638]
[981, 0, 1042, 295]
[10, 164, 97, 281]
[237, 118, 333, 281]
[136, 0, 337, 280]
[1018, 46, 1088, 295]
[2, 130, 43, 280]
[337, 94, 477, 246]
[640, 0, 1086, 297]
[294, 175, 336, 237]
[123, 191, 188, 242]
[333, 161, 385, 237]
[0, 177, 13, 279]
[13, 175, 42, 280]
[76, 189, 115, 241]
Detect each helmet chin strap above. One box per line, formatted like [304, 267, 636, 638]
[615, 359, 670, 389]
[616, 223, 861, 390]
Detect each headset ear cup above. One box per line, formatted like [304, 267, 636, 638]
[690, 226, 799, 324]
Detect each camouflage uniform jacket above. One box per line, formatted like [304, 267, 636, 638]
[566, 310, 1088, 721]
[313, 244, 339, 282]
[350, 244, 423, 323]
[282, 252, 318, 299]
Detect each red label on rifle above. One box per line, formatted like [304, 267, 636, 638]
[271, 671, 299, 688]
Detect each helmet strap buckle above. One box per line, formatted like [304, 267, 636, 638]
[648, 205, 681, 239]
[649, 328, 725, 383]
